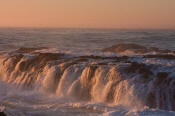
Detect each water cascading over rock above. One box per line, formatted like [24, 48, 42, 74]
[0, 47, 175, 111]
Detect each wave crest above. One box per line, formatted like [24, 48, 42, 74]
[102, 43, 174, 54]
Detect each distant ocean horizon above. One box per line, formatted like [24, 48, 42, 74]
[0, 28, 175, 52]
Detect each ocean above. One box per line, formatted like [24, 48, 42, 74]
[0, 28, 175, 116]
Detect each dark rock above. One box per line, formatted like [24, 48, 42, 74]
[126, 62, 153, 79]
[146, 92, 156, 108]
[156, 72, 169, 85]
[0, 112, 7, 116]
[157, 72, 169, 79]
[144, 54, 175, 60]
[139, 67, 153, 78]
[77, 55, 103, 60]
[127, 62, 139, 73]
[115, 56, 129, 62]
[127, 62, 146, 73]
[76, 55, 128, 63]
[98, 63, 108, 65]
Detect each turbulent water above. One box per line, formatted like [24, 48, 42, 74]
[0, 28, 175, 116]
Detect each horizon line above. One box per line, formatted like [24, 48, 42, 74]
[0, 26, 175, 30]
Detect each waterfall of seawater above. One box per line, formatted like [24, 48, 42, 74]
[1, 47, 175, 115]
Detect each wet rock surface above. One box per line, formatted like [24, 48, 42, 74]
[126, 62, 153, 78]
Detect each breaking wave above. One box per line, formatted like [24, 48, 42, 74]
[102, 43, 175, 54]
[0, 44, 175, 115]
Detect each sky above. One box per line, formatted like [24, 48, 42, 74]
[0, 0, 175, 29]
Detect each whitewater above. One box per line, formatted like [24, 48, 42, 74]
[0, 28, 175, 116]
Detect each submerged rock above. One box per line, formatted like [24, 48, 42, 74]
[102, 43, 148, 54]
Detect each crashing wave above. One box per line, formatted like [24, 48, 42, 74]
[102, 43, 175, 54]
[0, 47, 175, 112]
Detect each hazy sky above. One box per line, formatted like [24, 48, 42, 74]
[0, 0, 175, 28]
